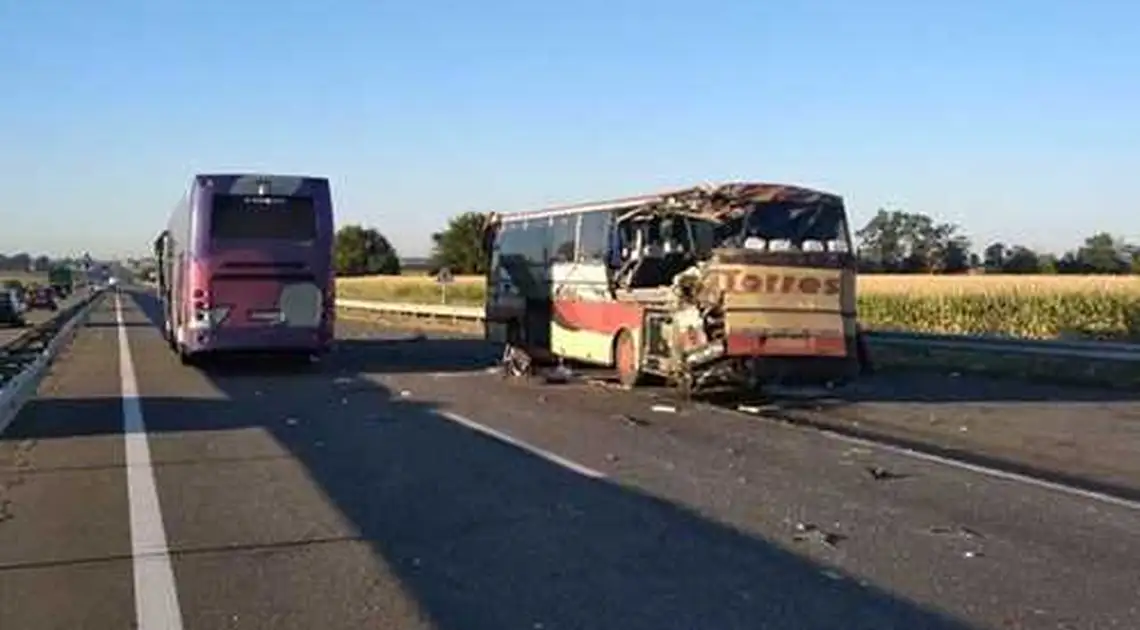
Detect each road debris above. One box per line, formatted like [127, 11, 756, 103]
[865, 465, 911, 481]
[614, 414, 650, 427]
[651, 404, 677, 414]
[544, 364, 573, 384]
[793, 522, 846, 548]
[928, 525, 985, 540]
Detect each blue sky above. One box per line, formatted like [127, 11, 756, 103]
[1, 0, 1137, 259]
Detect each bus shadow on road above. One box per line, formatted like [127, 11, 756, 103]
[2, 298, 976, 629]
[4, 399, 975, 630]
[83, 320, 153, 329]
[332, 336, 501, 375]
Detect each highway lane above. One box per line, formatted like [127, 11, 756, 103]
[341, 308, 1140, 500]
[0, 289, 1136, 629]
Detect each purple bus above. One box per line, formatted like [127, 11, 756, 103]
[153, 173, 336, 364]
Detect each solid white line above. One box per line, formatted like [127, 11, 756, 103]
[116, 295, 186, 629]
[817, 429, 1140, 512]
[729, 400, 1140, 512]
[437, 410, 606, 479]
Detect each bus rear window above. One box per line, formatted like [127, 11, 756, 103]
[209, 194, 318, 240]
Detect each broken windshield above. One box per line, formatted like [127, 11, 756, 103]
[701, 202, 850, 254]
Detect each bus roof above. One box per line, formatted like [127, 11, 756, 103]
[193, 173, 329, 196]
[491, 182, 843, 223]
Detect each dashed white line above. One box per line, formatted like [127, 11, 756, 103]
[437, 410, 606, 479]
[116, 294, 186, 629]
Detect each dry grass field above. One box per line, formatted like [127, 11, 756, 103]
[0, 271, 48, 285]
[337, 273, 1140, 340]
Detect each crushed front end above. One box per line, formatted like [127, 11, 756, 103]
[628, 183, 863, 394]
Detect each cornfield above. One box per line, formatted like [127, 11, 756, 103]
[337, 274, 1140, 341]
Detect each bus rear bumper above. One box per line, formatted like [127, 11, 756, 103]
[182, 326, 332, 355]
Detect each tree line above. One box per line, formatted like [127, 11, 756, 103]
[855, 208, 1139, 275]
[308, 208, 1140, 277]
[0, 253, 105, 273]
[0, 253, 57, 272]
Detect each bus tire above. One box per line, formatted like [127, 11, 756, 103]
[178, 345, 195, 366]
[613, 329, 642, 388]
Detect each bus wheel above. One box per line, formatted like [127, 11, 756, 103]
[178, 345, 195, 366]
[614, 330, 642, 388]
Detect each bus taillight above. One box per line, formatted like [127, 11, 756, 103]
[187, 260, 231, 328]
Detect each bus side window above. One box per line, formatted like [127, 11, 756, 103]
[550, 215, 577, 263]
[577, 210, 611, 263]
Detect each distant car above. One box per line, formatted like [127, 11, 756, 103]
[26, 287, 58, 311]
[2, 281, 25, 306]
[0, 289, 26, 327]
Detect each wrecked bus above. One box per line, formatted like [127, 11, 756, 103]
[482, 182, 865, 394]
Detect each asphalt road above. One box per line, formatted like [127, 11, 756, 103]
[1, 288, 1138, 629]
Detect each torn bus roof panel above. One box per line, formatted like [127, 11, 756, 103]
[484, 182, 844, 225]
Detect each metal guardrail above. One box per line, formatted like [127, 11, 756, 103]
[0, 291, 103, 386]
[868, 330, 1140, 361]
[0, 289, 105, 434]
[337, 299, 1140, 363]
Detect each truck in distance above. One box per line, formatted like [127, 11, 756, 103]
[47, 265, 74, 298]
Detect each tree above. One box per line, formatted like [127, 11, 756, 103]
[334, 225, 400, 276]
[1075, 232, 1128, 274]
[982, 242, 1006, 272]
[981, 242, 1049, 274]
[854, 208, 970, 273]
[430, 211, 488, 275]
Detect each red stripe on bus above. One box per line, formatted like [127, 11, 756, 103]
[552, 299, 643, 335]
[725, 332, 848, 357]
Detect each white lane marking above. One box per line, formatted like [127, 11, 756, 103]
[437, 410, 606, 479]
[817, 429, 1140, 512]
[116, 295, 186, 629]
[726, 400, 1140, 512]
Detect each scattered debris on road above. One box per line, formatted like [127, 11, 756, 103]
[614, 413, 650, 427]
[928, 525, 985, 540]
[793, 522, 846, 548]
[544, 364, 573, 384]
[865, 465, 911, 481]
